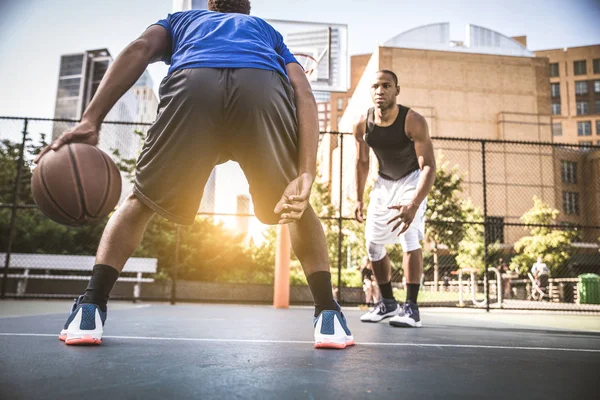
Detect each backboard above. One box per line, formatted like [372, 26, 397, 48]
[266, 19, 349, 93]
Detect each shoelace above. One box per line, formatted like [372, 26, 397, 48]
[401, 303, 413, 316]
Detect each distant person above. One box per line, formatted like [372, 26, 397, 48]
[38, 0, 353, 349]
[497, 258, 513, 299]
[354, 70, 436, 327]
[531, 256, 550, 295]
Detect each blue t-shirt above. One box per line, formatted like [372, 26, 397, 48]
[153, 10, 298, 78]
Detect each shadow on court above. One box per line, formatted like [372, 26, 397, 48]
[0, 301, 598, 399]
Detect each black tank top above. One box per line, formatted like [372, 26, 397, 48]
[365, 104, 420, 181]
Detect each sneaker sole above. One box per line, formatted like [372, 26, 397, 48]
[360, 314, 396, 323]
[389, 320, 422, 328]
[314, 339, 355, 349]
[65, 335, 102, 345]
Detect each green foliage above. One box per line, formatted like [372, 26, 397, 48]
[455, 201, 502, 275]
[425, 155, 467, 250]
[134, 214, 274, 284]
[510, 197, 574, 275]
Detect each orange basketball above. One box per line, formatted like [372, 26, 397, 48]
[31, 143, 122, 226]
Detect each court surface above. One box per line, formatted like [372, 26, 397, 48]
[1, 300, 598, 399]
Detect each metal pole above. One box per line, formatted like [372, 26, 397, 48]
[1, 119, 28, 299]
[337, 133, 344, 302]
[481, 140, 490, 312]
[170, 224, 181, 305]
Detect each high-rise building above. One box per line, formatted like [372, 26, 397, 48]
[52, 48, 157, 203]
[534, 45, 600, 147]
[235, 194, 251, 238]
[199, 169, 216, 214]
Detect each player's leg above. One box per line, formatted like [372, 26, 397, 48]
[61, 69, 225, 345]
[226, 68, 352, 348]
[389, 204, 426, 328]
[359, 242, 399, 322]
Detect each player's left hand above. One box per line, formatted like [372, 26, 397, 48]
[274, 172, 314, 224]
[387, 203, 418, 236]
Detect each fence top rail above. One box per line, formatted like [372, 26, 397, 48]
[2, 116, 600, 149]
[0, 253, 157, 273]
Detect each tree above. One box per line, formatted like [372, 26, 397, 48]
[455, 200, 501, 275]
[424, 156, 468, 290]
[510, 197, 574, 275]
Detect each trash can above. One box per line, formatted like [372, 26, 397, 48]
[578, 274, 600, 304]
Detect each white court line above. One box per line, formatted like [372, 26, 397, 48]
[1, 333, 599, 353]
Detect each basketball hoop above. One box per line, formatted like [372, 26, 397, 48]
[293, 53, 318, 79]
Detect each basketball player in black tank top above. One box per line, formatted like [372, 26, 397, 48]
[353, 70, 436, 327]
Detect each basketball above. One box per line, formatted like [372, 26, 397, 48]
[31, 143, 122, 226]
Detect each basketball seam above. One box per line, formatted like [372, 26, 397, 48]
[68, 145, 95, 219]
[93, 146, 112, 214]
[38, 156, 77, 224]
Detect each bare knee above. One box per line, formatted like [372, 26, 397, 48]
[119, 193, 154, 220]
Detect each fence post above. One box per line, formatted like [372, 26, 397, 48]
[481, 140, 490, 312]
[170, 224, 181, 305]
[1, 119, 28, 299]
[337, 132, 344, 302]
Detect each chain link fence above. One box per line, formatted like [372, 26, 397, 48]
[1, 116, 599, 311]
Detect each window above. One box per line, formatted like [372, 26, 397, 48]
[336, 98, 344, 111]
[552, 103, 561, 115]
[575, 81, 588, 95]
[578, 121, 592, 136]
[549, 62, 559, 77]
[563, 192, 579, 215]
[597, 120, 600, 134]
[576, 101, 589, 115]
[594, 59, 600, 74]
[561, 161, 577, 184]
[552, 122, 562, 136]
[485, 217, 504, 244]
[580, 141, 593, 150]
[57, 77, 81, 98]
[551, 83, 560, 97]
[595, 100, 600, 114]
[574, 60, 587, 75]
[594, 81, 600, 93]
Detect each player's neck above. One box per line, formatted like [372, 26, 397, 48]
[375, 104, 399, 126]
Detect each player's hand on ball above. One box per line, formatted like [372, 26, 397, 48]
[354, 201, 365, 223]
[387, 203, 417, 235]
[35, 119, 100, 164]
[274, 172, 314, 224]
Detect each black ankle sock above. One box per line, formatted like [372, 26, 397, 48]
[406, 283, 420, 304]
[378, 281, 395, 301]
[81, 264, 120, 312]
[306, 271, 340, 317]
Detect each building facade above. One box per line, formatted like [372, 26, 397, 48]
[329, 23, 599, 245]
[534, 45, 600, 147]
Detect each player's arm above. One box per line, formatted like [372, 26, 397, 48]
[35, 25, 170, 162]
[354, 115, 369, 222]
[387, 110, 436, 234]
[273, 62, 319, 223]
[406, 110, 436, 207]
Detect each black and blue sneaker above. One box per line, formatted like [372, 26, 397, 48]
[360, 298, 399, 322]
[314, 309, 355, 349]
[59, 295, 107, 345]
[389, 300, 421, 327]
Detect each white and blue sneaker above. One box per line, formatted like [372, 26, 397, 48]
[314, 310, 355, 349]
[360, 299, 399, 322]
[59, 296, 107, 345]
[389, 300, 421, 327]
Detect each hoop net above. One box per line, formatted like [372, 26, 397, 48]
[293, 53, 318, 81]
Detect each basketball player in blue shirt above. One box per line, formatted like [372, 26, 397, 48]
[354, 70, 436, 327]
[37, 0, 353, 349]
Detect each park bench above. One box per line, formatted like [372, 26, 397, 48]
[0, 253, 157, 300]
